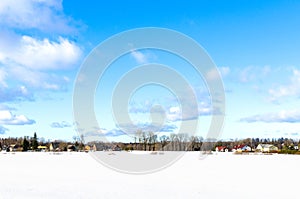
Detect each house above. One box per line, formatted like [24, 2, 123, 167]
[256, 144, 278, 152]
[67, 145, 76, 152]
[37, 145, 48, 152]
[113, 145, 122, 151]
[84, 145, 91, 152]
[9, 144, 20, 152]
[92, 144, 97, 152]
[215, 146, 228, 152]
[49, 141, 62, 151]
[232, 144, 244, 152]
[241, 145, 252, 152]
[231, 144, 252, 152]
[49, 143, 54, 151]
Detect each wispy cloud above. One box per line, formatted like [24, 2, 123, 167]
[0, 68, 7, 87]
[104, 129, 126, 137]
[91, 123, 177, 137]
[128, 89, 215, 123]
[130, 50, 148, 64]
[0, 110, 35, 125]
[0, 125, 8, 134]
[50, 121, 72, 128]
[118, 122, 178, 134]
[0, 86, 34, 102]
[80, 123, 178, 138]
[0, 0, 80, 34]
[240, 110, 300, 123]
[205, 66, 230, 81]
[84, 128, 126, 138]
[237, 65, 271, 83]
[268, 69, 300, 103]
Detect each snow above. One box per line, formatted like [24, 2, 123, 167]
[0, 151, 298, 199]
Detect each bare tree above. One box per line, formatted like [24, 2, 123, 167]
[141, 131, 148, 151]
[135, 130, 142, 150]
[170, 133, 177, 151]
[177, 133, 188, 151]
[189, 136, 197, 151]
[159, 135, 169, 151]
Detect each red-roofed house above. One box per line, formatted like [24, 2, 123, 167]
[215, 146, 228, 152]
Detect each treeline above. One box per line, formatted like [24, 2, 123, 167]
[1, 131, 300, 152]
[89, 134, 300, 152]
[214, 137, 299, 150]
[0, 132, 85, 152]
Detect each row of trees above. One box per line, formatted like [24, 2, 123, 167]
[89, 132, 300, 152]
[0, 132, 38, 151]
[131, 131, 205, 151]
[0, 133, 85, 152]
[2, 131, 300, 152]
[214, 137, 300, 151]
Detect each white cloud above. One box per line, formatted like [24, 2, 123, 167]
[220, 66, 230, 77]
[50, 121, 72, 128]
[166, 106, 182, 121]
[0, 125, 8, 134]
[238, 66, 254, 83]
[240, 110, 300, 123]
[130, 50, 148, 64]
[0, 0, 77, 34]
[206, 67, 229, 81]
[6, 65, 69, 91]
[206, 68, 219, 81]
[0, 67, 7, 87]
[237, 65, 271, 83]
[0, 85, 33, 102]
[0, 110, 35, 125]
[166, 104, 212, 122]
[269, 69, 300, 102]
[19, 36, 81, 70]
[0, 34, 82, 71]
[116, 122, 177, 135]
[128, 88, 214, 123]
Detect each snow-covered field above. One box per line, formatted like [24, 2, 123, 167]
[0, 151, 298, 199]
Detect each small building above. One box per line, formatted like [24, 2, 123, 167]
[67, 145, 76, 152]
[37, 145, 48, 152]
[92, 144, 97, 152]
[241, 145, 252, 152]
[49, 143, 54, 151]
[215, 146, 228, 152]
[84, 145, 91, 152]
[9, 144, 20, 152]
[232, 144, 244, 152]
[113, 145, 121, 151]
[256, 144, 278, 152]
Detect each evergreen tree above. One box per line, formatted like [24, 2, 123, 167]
[22, 137, 29, 151]
[32, 132, 38, 151]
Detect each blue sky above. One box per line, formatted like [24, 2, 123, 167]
[0, 0, 300, 141]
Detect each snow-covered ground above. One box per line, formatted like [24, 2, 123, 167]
[0, 151, 298, 199]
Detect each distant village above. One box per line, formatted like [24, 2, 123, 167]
[1, 132, 300, 154]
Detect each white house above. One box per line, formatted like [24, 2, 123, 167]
[256, 144, 278, 152]
[241, 145, 252, 152]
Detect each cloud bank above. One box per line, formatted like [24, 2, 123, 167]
[0, 110, 35, 125]
[50, 121, 72, 128]
[240, 110, 300, 123]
